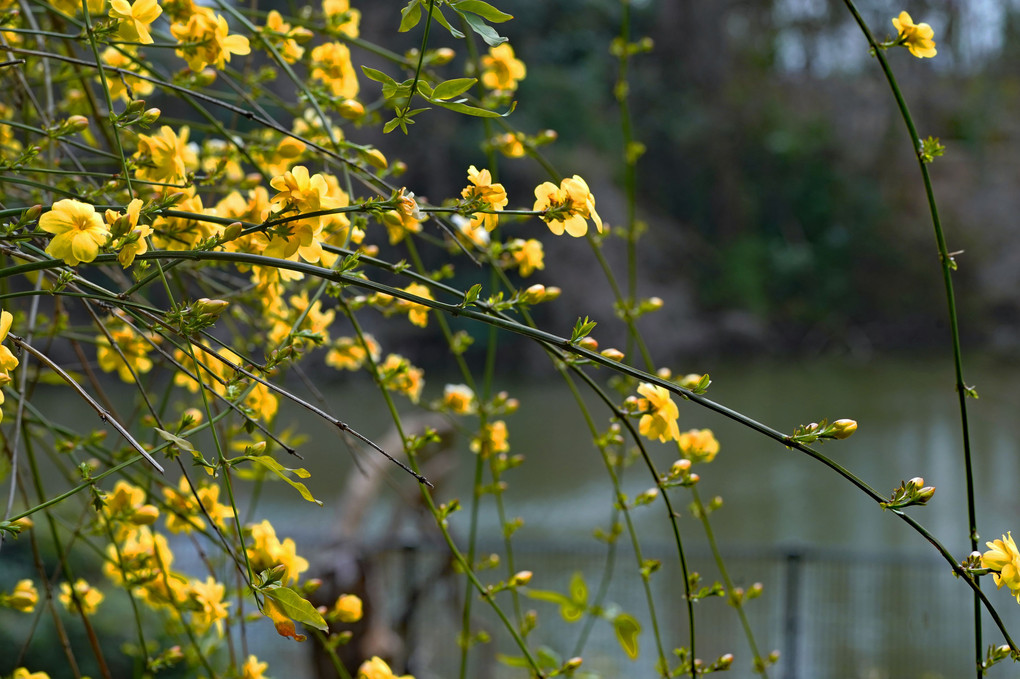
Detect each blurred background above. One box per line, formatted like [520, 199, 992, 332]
[7, 1, 1020, 677]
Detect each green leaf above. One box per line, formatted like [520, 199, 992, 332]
[383, 117, 403, 134]
[399, 0, 422, 31]
[415, 80, 434, 98]
[462, 283, 482, 306]
[246, 455, 323, 505]
[495, 654, 531, 668]
[263, 586, 327, 631]
[613, 613, 640, 660]
[569, 571, 588, 606]
[434, 99, 515, 118]
[360, 66, 398, 87]
[458, 10, 507, 46]
[523, 588, 571, 606]
[431, 78, 478, 101]
[450, 0, 513, 22]
[431, 6, 465, 38]
[154, 427, 195, 452]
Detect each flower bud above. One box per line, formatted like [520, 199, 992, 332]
[831, 419, 858, 439]
[364, 148, 388, 170]
[519, 284, 547, 305]
[8, 580, 38, 612]
[537, 129, 558, 143]
[13, 517, 33, 531]
[577, 336, 598, 351]
[563, 657, 583, 670]
[139, 108, 161, 126]
[194, 298, 230, 319]
[431, 47, 456, 65]
[600, 347, 625, 361]
[338, 99, 364, 119]
[643, 296, 664, 311]
[333, 594, 363, 623]
[124, 99, 147, 116]
[509, 570, 533, 587]
[23, 205, 43, 223]
[195, 69, 217, 87]
[64, 115, 90, 133]
[221, 222, 243, 242]
[671, 459, 691, 476]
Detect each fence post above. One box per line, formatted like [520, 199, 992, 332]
[783, 549, 803, 679]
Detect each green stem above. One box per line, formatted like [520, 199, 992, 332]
[840, 3, 982, 674]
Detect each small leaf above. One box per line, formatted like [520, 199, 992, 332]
[496, 654, 531, 668]
[431, 77, 478, 101]
[463, 283, 482, 305]
[459, 10, 507, 46]
[399, 0, 422, 31]
[434, 99, 515, 118]
[613, 613, 640, 660]
[415, 80, 435, 98]
[451, 0, 513, 22]
[383, 117, 403, 134]
[569, 571, 588, 606]
[246, 455, 323, 505]
[262, 587, 327, 641]
[154, 427, 195, 452]
[360, 66, 398, 87]
[431, 6, 465, 38]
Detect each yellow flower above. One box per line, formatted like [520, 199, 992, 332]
[96, 321, 159, 382]
[481, 43, 526, 93]
[635, 383, 680, 443]
[470, 420, 509, 458]
[332, 594, 363, 623]
[379, 354, 424, 403]
[59, 578, 104, 615]
[326, 335, 381, 371]
[0, 309, 20, 374]
[134, 126, 197, 185]
[101, 48, 155, 101]
[106, 198, 153, 267]
[983, 533, 1020, 601]
[246, 520, 309, 585]
[163, 475, 206, 533]
[102, 480, 159, 531]
[442, 384, 475, 415]
[242, 655, 269, 679]
[48, 0, 104, 16]
[103, 526, 174, 589]
[357, 656, 414, 679]
[400, 283, 433, 328]
[190, 576, 230, 635]
[892, 11, 936, 59]
[12, 669, 50, 679]
[262, 10, 312, 63]
[461, 165, 508, 232]
[108, 0, 162, 44]
[322, 0, 360, 37]
[493, 132, 525, 158]
[39, 199, 111, 266]
[310, 42, 359, 99]
[677, 428, 720, 464]
[6, 579, 39, 612]
[380, 208, 422, 245]
[533, 175, 602, 237]
[509, 238, 544, 277]
[171, 10, 250, 71]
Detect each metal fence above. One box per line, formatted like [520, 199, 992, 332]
[359, 540, 1016, 679]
